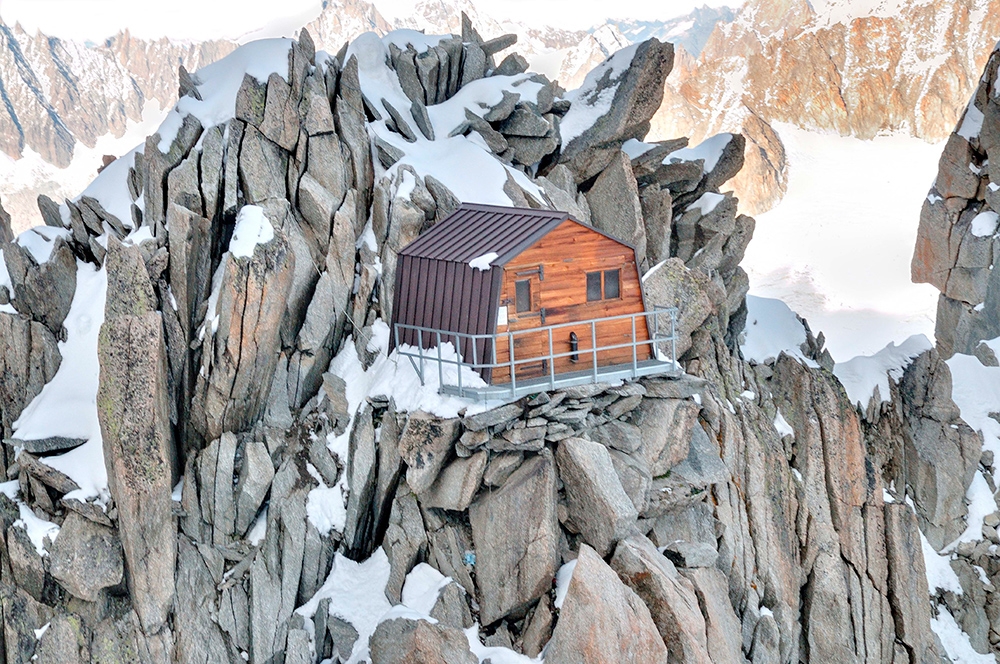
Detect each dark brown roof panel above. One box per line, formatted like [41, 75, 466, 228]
[399, 203, 570, 265]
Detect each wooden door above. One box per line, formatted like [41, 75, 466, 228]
[499, 264, 550, 381]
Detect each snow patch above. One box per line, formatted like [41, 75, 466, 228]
[75, 146, 142, 230]
[247, 506, 268, 546]
[400, 563, 452, 616]
[296, 549, 394, 664]
[971, 211, 999, 238]
[833, 335, 932, 409]
[229, 205, 274, 259]
[773, 409, 794, 438]
[957, 103, 985, 141]
[554, 559, 577, 609]
[14, 261, 109, 503]
[668, 133, 732, 173]
[156, 39, 293, 151]
[16, 226, 71, 264]
[740, 296, 818, 368]
[306, 474, 347, 537]
[15, 503, 59, 556]
[469, 251, 498, 271]
[931, 607, 995, 663]
[687, 192, 725, 216]
[621, 138, 655, 159]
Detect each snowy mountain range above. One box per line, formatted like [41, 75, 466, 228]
[2, 0, 998, 230]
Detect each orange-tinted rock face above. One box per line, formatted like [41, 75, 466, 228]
[650, 0, 1000, 213]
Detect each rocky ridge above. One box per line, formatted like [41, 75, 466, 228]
[0, 14, 988, 664]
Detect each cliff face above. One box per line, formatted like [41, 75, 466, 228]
[0, 15, 984, 664]
[914, 40, 1000, 359]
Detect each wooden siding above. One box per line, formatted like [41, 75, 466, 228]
[492, 219, 651, 383]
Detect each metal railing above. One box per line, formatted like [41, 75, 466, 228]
[392, 306, 680, 401]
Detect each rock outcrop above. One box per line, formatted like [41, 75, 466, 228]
[914, 41, 1000, 358]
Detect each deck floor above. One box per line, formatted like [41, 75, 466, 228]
[439, 358, 682, 403]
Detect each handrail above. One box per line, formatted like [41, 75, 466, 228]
[392, 307, 680, 400]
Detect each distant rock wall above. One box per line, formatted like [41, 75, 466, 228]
[651, 0, 1000, 214]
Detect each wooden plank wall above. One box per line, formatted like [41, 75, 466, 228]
[492, 219, 652, 384]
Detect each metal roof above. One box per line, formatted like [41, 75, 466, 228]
[398, 203, 573, 266]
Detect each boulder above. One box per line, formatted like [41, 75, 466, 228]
[555, 437, 638, 555]
[469, 452, 560, 624]
[419, 451, 487, 511]
[369, 618, 477, 664]
[3, 236, 77, 335]
[235, 440, 275, 536]
[191, 221, 294, 443]
[632, 397, 700, 476]
[384, 485, 428, 604]
[0, 313, 60, 437]
[559, 39, 674, 182]
[901, 350, 982, 549]
[399, 412, 461, 494]
[641, 258, 716, 359]
[546, 544, 668, 663]
[587, 151, 647, 268]
[48, 512, 124, 602]
[610, 535, 713, 664]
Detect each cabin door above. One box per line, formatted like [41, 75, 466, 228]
[505, 265, 548, 380]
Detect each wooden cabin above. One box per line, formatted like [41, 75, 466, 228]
[390, 203, 653, 386]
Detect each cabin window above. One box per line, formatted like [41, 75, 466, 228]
[604, 269, 620, 299]
[586, 272, 602, 301]
[515, 280, 532, 313]
[586, 269, 621, 301]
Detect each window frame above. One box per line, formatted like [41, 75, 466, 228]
[585, 268, 622, 302]
[515, 279, 532, 313]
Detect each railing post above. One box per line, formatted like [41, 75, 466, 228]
[416, 334, 425, 386]
[436, 331, 444, 389]
[671, 309, 677, 371]
[591, 320, 598, 382]
[548, 327, 555, 390]
[631, 315, 637, 377]
[456, 338, 463, 397]
[508, 333, 517, 399]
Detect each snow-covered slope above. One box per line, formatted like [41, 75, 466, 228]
[743, 124, 942, 361]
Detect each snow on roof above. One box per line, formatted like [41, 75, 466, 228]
[469, 251, 499, 271]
